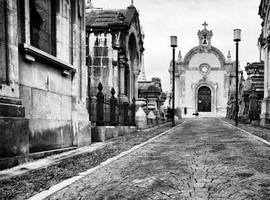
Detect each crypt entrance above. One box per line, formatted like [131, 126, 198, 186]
[198, 86, 211, 112]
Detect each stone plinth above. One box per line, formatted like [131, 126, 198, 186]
[147, 110, 156, 125]
[260, 97, 270, 127]
[92, 126, 136, 142]
[135, 107, 147, 129]
[0, 117, 29, 170]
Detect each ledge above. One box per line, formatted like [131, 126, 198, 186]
[0, 96, 22, 105]
[19, 43, 76, 75]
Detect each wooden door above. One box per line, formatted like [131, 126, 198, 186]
[198, 86, 211, 112]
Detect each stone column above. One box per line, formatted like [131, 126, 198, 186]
[118, 52, 128, 103]
[0, 0, 29, 168]
[265, 42, 269, 98]
[134, 69, 140, 99]
[0, 0, 20, 99]
[260, 42, 270, 126]
[70, 1, 90, 147]
[176, 75, 181, 108]
[214, 83, 218, 113]
[119, 65, 125, 95]
[113, 65, 119, 95]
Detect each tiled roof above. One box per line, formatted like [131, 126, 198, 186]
[86, 7, 137, 29]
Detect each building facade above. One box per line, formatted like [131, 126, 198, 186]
[258, 0, 270, 127]
[169, 23, 233, 117]
[0, 0, 90, 169]
[86, 3, 144, 103]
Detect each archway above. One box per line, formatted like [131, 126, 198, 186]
[198, 86, 211, 112]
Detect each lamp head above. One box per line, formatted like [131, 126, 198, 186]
[170, 36, 178, 47]
[233, 29, 241, 42]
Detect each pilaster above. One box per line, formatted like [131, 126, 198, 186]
[260, 97, 270, 126]
[134, 69, 140, 99]
[260, 38, 270, 126]
[0, 0, 23, 113]
[0, 0, 20, 99]
[0, 0, 30, 169]
[118, 50, 129, 103]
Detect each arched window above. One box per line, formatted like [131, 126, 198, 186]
[202, 35, 208, 45]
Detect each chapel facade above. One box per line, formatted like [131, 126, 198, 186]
[169, 23, 233, 117]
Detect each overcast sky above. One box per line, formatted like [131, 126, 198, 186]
[92, 0, 262, 92]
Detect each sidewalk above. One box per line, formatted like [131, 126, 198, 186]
[0, 121, 181, 200]
[221, 118, 270, 142]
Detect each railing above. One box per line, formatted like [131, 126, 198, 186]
[89, 82, 136, 126]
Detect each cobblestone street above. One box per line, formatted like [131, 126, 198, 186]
[46, 118, 270, 200]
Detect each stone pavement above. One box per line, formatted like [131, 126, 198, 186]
[46, 118, 270, 200]
[222, 117, 270, 143]
[0, 122, 177, 199]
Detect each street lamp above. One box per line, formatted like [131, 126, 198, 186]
[170, 36, 177, 126]
[233, 29, 241, 126]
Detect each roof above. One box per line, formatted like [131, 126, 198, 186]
[138, 81, 162, 95]
[138, 81, 152, 90]
[86, 7, 137, 29]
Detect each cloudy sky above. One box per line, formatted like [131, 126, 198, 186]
[92, 0, 262, 91]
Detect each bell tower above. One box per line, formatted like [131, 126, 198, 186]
[198, 22, 213, 47]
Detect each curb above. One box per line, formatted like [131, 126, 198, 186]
[28, 122, 185, 200]
[219, 118, 270, 146]
[141, 122, 172, 132]
[0, 143, 106, 180]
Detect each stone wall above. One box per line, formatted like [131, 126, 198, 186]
[259, 0, 270, 126]
[0, 0, 91, 169]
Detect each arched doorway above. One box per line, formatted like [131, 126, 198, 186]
[198, 86, 211, 112]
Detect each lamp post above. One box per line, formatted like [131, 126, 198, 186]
[170, 36, 177, 126]
[233, 29, 241, 126]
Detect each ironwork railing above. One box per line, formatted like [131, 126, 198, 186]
[89, 82, 136, 126]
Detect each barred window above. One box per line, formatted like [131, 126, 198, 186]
[30, 0, 56, 55]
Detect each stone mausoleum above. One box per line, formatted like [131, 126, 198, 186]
[0, 0, 90, 169]
[85, 2, 144, 103]
[258, 0, 270, 127]
[169, 22, 233, 117]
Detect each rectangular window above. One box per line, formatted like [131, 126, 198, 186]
[0, 0, 7, 83]
[30, 0, 56, 55]
[56, 0, 73, 63]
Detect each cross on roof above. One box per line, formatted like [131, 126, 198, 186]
[131, 0, 134, 6]
[202, 21, 208, 29]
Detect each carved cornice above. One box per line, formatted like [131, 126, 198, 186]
[194, 77, 217, 90]
[245, 62, 264, 77]
[183, 46, 226, 69]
